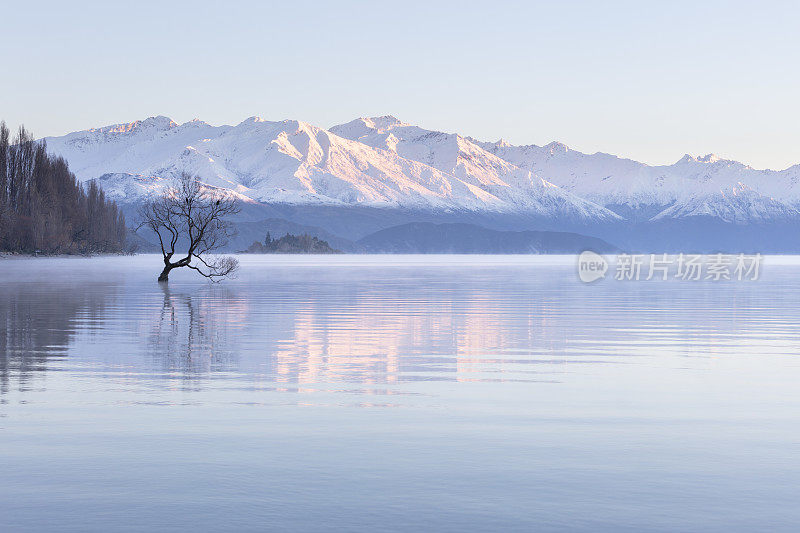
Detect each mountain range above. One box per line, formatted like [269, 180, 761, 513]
[43, 115, 800, 252]
[357, 223, 617, 254]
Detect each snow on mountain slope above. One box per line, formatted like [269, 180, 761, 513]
[45, 116, 619, 221]
[89, 173, 170, 202]
[47, 116, 230, 181]
[331, 116, 534, 192]
[469, 134, 800, 222]
[472, 139, 662, 207]
[651, 183, 800, 223]
[45, 114, 800, 226]
[330, 116, 620, 220]
[90, 172, 258, 206]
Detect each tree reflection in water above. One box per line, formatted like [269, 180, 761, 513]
[0, 283, 116, 396]
[148, 284, 243, 376]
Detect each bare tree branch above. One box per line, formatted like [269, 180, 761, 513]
[136, 172, 240, 282]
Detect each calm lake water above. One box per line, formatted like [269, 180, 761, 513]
[1, 254, 800, 532]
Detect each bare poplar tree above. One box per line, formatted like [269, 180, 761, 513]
[0, 122, 127, 254]
[138, 172, 239, 282]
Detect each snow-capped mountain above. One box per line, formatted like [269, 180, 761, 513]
[468, 136, 800, 224]
[44, 115, 618, 223]
[43, 114, 800, 249]
[331, 115, 800, 225]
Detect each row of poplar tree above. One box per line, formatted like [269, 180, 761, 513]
[0, 122, 127, 254]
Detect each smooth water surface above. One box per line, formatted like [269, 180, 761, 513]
[2, 255, 800, 532]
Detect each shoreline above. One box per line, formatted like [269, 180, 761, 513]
[0, 252, 133, 260]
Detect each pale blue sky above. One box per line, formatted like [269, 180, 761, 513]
[2, 0, 799, 169]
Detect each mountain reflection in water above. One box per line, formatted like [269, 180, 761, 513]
[2, 255, 800, 532]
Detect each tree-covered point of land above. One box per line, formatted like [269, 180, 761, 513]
[241, 232, 341, 254]
[0, 122, 127, 254]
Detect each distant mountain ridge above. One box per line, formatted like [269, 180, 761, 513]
[45, 115, 617, 223]
[357, 222, 618, 254]
[40, 114, 800, 252]
[333, 115, 800, 225]
[45, 114, 800, 224]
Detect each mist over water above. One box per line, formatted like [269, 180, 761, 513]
[2, 255, 800, 532]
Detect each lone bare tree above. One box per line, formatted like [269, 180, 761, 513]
[138, 173, 240, 282]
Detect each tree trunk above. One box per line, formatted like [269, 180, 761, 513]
[158, 264, 172, 282]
